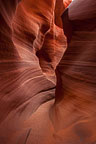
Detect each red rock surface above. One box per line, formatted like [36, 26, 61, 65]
[0, 0, 96, 144]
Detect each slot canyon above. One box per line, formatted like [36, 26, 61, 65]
[0, 0, 96, 143]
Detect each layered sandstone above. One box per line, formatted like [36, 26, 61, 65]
[0, 0, 96, 144]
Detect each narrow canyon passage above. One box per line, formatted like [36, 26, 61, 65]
[0, 0, 96, 144]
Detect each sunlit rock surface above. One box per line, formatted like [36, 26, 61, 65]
[0, 0, 96, 144]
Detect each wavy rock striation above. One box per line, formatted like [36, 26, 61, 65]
[0, 0, 96, 144]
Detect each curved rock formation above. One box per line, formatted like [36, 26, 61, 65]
[0, 0, 96, 144]
[0, 0, 68, 143]
[12, 0, 67, 77]
[53, 0, 96, 143]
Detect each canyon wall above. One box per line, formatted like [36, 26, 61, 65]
[0, 0, 96, 144]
